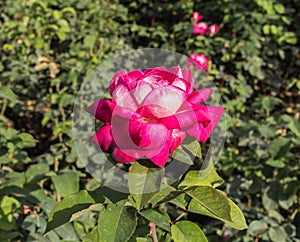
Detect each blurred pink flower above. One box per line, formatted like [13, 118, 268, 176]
[87, 66, 223, 167]
[189, 53, 210, 71]
[193, 22, 208, 35]
[192, 11, 203, 21]
[208, 24, 219, 35]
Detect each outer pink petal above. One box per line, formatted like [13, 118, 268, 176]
[160, 104, 211, 130]
[187, 105, 224, 142]
[112, 83, 138, 111]
[91, 125, 114, 152]
[86, 99, 115, 124]
[113, 148, 137, 163]
[108, 69, 143, 94]
[108, 70, 128, 95]
[148, 143, 170, 167]
[188, 88, 213, 104]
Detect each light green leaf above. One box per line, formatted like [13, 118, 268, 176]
[128, 161, 164, 211]
[179, 161, 224, 188]
[51, 172, 79, 197]
[172, 139, 201, 165]
[45, 190, 105, 234]
[186, 186, 231, 222]
[171, 221, 207, 242]
[188, 197, 248, 230]
[0, 86, 18, 101]
[274, 3, 285, 14]
[98, 203, 137, 242]
[139, 209, 170, 231]
[18, 133, 38, 148]
[25, 163, 49, 183]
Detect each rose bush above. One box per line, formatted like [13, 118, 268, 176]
[86, 66, 224, 167]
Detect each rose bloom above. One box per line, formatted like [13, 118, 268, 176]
[193, 22, 208, 35]
[192, 11, 203, 21]
[86, 66, 224, 167]
[189, 53, 210, 71]
[208, 24, 219, 35]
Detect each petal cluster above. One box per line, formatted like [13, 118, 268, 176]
[189, 53, 210, 71]
[87, 66, 224, 167]
[192, 11, 219, 35]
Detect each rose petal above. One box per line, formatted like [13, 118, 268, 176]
[187, 105, 224, 142]
[86, 99, 115, 124]
[112, 83, 138, 111]
[132, 81, 154, 104]
[169, 129, 186, 154]
[188, 88, 213, 104]
[160, 104, 211, 129]
[91, 125, 114, 152]
[113, 148, 136, 163]
[142, 86, 185, 118]
[129, 120, 170, 149]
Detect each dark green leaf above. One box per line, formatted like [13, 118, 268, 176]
[45, 190, 105, 234]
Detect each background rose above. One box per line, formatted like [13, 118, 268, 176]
[87, 66, 224, 167]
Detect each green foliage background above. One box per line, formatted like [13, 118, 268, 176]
[0, 0, 299, 241]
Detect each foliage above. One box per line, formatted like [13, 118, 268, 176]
[0, 0, 299, 241]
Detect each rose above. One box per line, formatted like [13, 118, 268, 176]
[208, 24, 219, 35]
[193, 22, 208, 35]
[86, 66, 224, 167]
[189, 53, 210, 71]
[192, 11, 203, 21]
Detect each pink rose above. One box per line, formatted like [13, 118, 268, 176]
[192, 11, 203, 21]
[86, 66, 224, 167]
[193, 22, 208, 35]
[208, 24, 219, 35]
[189, 53, 210, 71]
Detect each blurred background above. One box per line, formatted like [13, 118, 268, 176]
[0, 0, 299, 241]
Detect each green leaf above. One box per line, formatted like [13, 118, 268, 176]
[269, 137, 291, 159]
[266, 158, 285, 168]
[139, 209, 170, 231]
[150, 185, 177, 207]
[18, 133, 38, 148]
[171, 139, 201, 165]
[289, 120, 300, 137]
[171, 221, 207, 242]
[128, 161, 164, 211]
[25, 163, 49, 183]
[179, 162, 224, 188]
[269, 227, 287, 241]
[51, 172, 79, 197]
[182, 139, 201, 158]
[45, 190, 105, 234]
[274, 3, 285, 14]
[186, 186, 231, 222]
[188, 197, 248, 230]
[98, 203, 137, 242]
[248, 220, 269, 236]
[0, 86, 18, 101]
